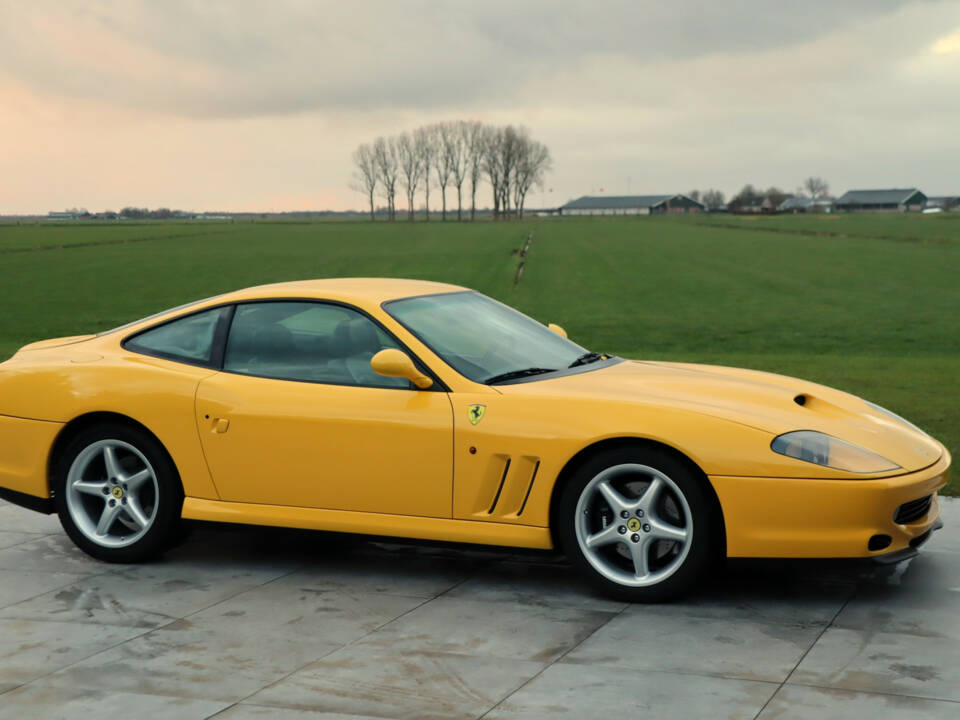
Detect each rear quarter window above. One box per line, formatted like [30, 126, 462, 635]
[124, 307, 225, 366]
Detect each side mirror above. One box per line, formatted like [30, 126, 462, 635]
[371, 349, 434, 389]
[547, 323, 568, 339]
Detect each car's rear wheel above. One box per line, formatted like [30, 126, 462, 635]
[557, 446, 719, 602]
[53, 423, 183, 562]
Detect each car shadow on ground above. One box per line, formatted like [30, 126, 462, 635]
[165, 520, 927, 610]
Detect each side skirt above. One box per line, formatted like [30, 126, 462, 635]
[0, 487, 54, 514]
[181, 497, 554, 550]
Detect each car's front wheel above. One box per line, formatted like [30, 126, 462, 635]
[557, 446, 720, 602]
[53, 423, 183, 562]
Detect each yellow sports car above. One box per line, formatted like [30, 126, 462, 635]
[0, 279, 949, 601]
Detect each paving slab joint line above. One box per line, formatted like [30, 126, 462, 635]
[7, 561, 309, 693]
[476, 598, 631, 719]
[749, 588, 856, 720]
[784, 680, 960, 706]
[0, 564, 122, 613]
[0, 682, 25, 698]
[203, 573, 477, 719]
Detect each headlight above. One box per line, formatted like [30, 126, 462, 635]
[771, 430, 899, 473]
[864, 400, 927, 436]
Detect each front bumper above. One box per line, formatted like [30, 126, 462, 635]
[711, 448, 950, 559]
[871, 517, 943, 564]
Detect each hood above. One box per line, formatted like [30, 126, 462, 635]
[501, 359, 941, 473]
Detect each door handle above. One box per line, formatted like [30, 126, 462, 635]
[213, 417, 230, 433]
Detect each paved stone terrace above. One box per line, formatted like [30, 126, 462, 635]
[0, 497, 956, 719]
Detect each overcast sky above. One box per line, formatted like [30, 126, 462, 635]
[2, 0, 959, 213]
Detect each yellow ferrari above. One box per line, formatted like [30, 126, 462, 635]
[0, 279, 949, 601]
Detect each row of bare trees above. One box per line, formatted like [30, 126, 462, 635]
[352, 121, 552, 221]
[687, 177, 830, 212]
[687, 189, 726, 210]
[726, 177, 831, 211]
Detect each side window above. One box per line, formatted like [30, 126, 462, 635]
[223, 302, 412, 389]
[125, 308, 223, 366]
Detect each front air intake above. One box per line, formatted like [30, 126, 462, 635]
[894, 495, 933, 524]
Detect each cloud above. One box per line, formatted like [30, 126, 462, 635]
[0, 0, 934, 118]
[931, 27, 960, 53]
[1, 0, 958, 213]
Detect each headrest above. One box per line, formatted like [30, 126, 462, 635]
[333, 317, 381, 357]
[254, 323, 297, 362]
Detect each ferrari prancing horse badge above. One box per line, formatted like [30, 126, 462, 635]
[468, 404, 486, 425]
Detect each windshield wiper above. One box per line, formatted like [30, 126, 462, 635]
[485, 367, 557, 385]
[568, 352, 607, 368]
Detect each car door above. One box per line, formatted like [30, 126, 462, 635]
[195, 300, 453, 518]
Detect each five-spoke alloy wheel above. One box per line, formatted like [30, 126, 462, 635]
[558, 445, 720, 602]
[54, 423, 183, 562]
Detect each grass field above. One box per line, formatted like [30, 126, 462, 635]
[1, 213, 957, 494]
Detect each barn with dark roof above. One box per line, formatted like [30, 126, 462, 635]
[560, 194, 706, 216]
[835, 189, 926, 212]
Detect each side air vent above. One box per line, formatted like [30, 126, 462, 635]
[478, 454, 542, 519]
[517, 461, 540, 516]
[488, 458, 511, 514]
[894, 495, 933, 524]
[794, 394, 807, 406]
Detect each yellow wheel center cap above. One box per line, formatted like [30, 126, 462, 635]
[111, 486, 124, 499]
[627, 518, 641, 532]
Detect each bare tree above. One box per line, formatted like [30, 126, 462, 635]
[483, 125, 526, 220]
[396, 132, 423, 222]
[465, 121, 485, 220]
[482, 126, 505, 219]
[729, 184, 760, 212]
[351, 143, 378, 221]
[804, 176, 830, 199]
[450, 121, 470, 220]
[434, 122, 458, 221]
[687, 189, 701, 203]
[373, 136, 398, 221]
[512, 136, 551, 218]
[353, 120, 552, 222]
[764, 186, 788, 208]
[497, 125, 521, 218]
[414, 126, 436, 221]
[701, 189, 725, 210]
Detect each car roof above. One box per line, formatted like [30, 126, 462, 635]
[96, 278, 468, 339]
[219, 278, 467, 305]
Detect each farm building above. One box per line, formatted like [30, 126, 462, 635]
[778, 196, 834, 213]
[835, 189, 926, 212]
[926, 196, 959, 211]
[735, 197, 775, 214]
[560, 194, 705, 216]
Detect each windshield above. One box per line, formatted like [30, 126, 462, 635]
[385, 291, 589, 383]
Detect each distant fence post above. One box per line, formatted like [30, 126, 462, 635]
[514, 231, 534, 287]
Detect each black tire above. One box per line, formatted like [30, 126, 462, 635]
[557, 445, 721, 602]
[53, 422, 184, 563]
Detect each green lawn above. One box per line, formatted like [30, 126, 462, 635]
[694, 211, 960, 247]
[1, 214, 957, 493]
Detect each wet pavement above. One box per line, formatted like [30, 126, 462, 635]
[0, 497, 957, 719]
